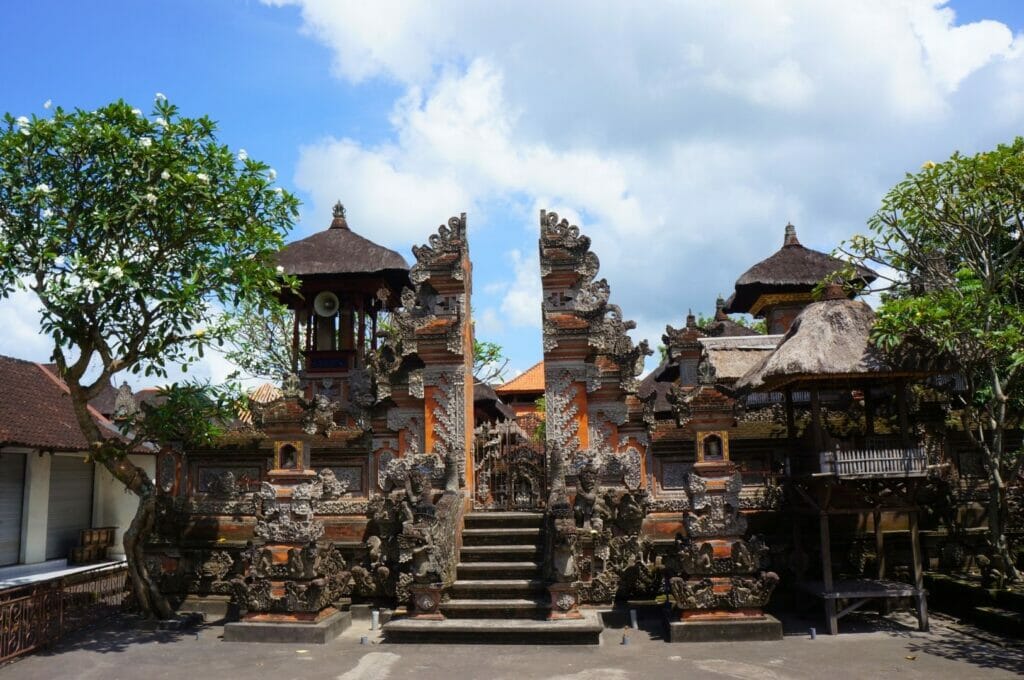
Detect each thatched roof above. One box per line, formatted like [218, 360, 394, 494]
[735, 291, 894, 391]
[638, 360, 677, 413]
[474, 381, 515, 420]
[276, 203, 410, 279]
[700, 335, 782, 382]
[725, 224, 876, 314]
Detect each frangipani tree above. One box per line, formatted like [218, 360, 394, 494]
[837, 138, 1024, 581]
[0, 97, 298, 616]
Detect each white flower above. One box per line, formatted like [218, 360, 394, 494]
[143, 193, 157, 205]
[268, 168, 276, 181]
[155, 92, 166, 101]
[155, 117, 167, 128]
[107, 265, 124, 280]
[16, 116, 29, 126]
[139, 137, 152, 148]
[160, 170, 170, 180]
[43, 100, 51, 110]
[275, 265, 285, 274]
[224, 267, 233, 277]
[196, 173, 209, 183]
[149, 244, 159, 252]
[273, 187, 283, 194]
[237, 149, 248, 161]
[35, 183, 51, 194]
[83, 279, 100, 292]
[131, 108, 143, 116]
[41, 208, 53, 219]
[54, 255, 65, 267]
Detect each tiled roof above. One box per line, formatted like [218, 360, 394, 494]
[496, 361, 545, 395]
[0, 355, 117, 451]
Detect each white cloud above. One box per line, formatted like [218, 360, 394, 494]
[263, 0, 1024, 373]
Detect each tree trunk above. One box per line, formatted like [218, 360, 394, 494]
[987, 464, 1021, 583]
[63, 381, 175, 618]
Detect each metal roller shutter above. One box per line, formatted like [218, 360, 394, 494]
[45, 455, 94, 561]
[0, 453, 26, 566]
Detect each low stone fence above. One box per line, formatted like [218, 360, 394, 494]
[0, 562, 133, 664]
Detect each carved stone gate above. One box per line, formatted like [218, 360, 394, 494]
[473, 419, 546, 510]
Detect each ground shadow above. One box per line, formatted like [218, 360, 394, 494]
[33, 614, 201, 657]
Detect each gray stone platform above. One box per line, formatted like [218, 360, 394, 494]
[383, 609, 604, 644]
[223, 610, 351, 643]
[668, 614, 783, 642]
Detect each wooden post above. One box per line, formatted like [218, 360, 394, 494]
[291, 311, 300, 374]
[873, 508, 885, 579]
[897, 380, 910, 448]
[909, 509, 929, 631]
[810, 388, 824, 453]
[820, 511, 838, 635]
[357, 297, 366, 365]
[785, 388, 796, 475]
[864, 387, 875, 437]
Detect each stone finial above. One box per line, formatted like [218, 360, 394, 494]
[112, 382, 138, 423]
[783, 222, 800, 247]
[686, 309, 697, 330]
[715, 296, 728, 321]
[330, 201, 349, 230]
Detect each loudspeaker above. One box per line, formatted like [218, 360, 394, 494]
[313, 291, 340, 317]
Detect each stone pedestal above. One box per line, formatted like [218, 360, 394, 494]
[669, 614, 782, 642]
[548, 582, 583, 620]
[224, 609, 352, 644]
[410, 583, 445, 620]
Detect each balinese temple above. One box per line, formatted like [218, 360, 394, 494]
[143, 214, 1003, 644]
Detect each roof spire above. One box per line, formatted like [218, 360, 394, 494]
[686, 309, 697, 329]
[330, 201, 349, 230]
[715, 296, 728, 321]
[783, 222, 800, 247]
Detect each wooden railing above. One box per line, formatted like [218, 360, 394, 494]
[0, 563, 132, 664]
[819, 447, 928, 478]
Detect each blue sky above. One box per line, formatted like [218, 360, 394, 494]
[2, 1, 1023, 386]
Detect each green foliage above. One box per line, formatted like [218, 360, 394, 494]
[135, 381, 248, 449]
[0, 98, 299, 384]
[533, 395, 546, 442]
[221, 298, 298, 381]
[473, 339, 509, 384]
[837, 137, 1024, 579]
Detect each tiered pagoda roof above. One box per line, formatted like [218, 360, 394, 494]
[276, 202, 410, 281]
[724, 224, 876, 315]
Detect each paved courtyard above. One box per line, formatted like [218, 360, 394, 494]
[2, 611, 1021, 680]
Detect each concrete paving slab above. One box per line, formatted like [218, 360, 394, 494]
[1, 610, 1021, 679]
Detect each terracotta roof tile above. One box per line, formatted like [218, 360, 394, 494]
[496, 361, 545, 395]
[0, 355, 117, 451]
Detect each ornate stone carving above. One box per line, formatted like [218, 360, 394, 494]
[430, 370, 465, 491]
[684, 472, 748, 538]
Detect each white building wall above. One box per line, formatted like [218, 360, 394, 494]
[92, 453, 156, 557]
[20, 449, 50, 564]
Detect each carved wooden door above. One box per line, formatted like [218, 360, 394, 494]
[473, 421, 546, 510]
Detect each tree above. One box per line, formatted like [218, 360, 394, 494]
[221, 299, 298, 381]
[836, 138, 1024, 581]
[0, 98, 298, 615]
[473, 339, 509, 384]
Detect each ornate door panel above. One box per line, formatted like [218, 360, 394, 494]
[473, 422, 546, 510]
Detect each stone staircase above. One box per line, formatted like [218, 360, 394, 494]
[383, 511, 603, 643]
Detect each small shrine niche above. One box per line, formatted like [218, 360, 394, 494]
[697, 432, 727, 464]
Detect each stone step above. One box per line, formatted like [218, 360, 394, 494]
[459, 545, 543, 562]
[971, 605, 1024, 638]
[383, 611, 603, 644]
[464, 512, 544, 529]
[461, 527, 543, 546]
[451, 579, 547, 598]
[456, 561, 543, 579]
[441, 598, 549, 619]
